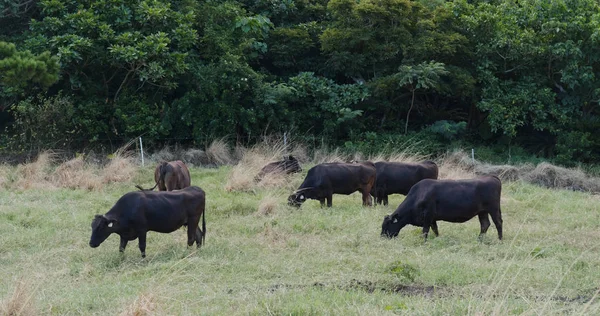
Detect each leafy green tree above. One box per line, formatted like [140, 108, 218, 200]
[396, 61, 447, 134]
[0, 41, 59, 110]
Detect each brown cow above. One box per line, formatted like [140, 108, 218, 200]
[136, 160, 191, 191]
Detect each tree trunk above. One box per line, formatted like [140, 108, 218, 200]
[404, 89, 416, 134]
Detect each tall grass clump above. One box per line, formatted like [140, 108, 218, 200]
[225, 139, 305, 192]
[52, 156, 101, 190]
[1, 280, 37, 316]
[206, 138, 234, 166]
[13, 150, 55, 190]
[119, 294, 156, 316]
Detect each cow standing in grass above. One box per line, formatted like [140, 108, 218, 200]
[371, 161, 439, 205]
[89, 186, 206, 258]
[288, 162, 376, 207]
[255, 155, 302, 182]
[136, 160, 191, 191]
[381, 176, 502, 241]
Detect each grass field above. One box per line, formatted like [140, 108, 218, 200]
[1, 155, 600, 315]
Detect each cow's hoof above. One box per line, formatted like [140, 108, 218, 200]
[141, 253, 146, 258]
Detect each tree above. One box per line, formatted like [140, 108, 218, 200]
[0, 41, 59, 111]
[396, 61, 447, 134]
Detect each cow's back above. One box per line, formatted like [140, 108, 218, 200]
[304, 163, 374, 194]
[138, 187, 204, 233]
[375, 162, 437, 195]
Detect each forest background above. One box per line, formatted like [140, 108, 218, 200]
[2, 0, 600, 166]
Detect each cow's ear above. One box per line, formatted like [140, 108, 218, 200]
[392, 218, 398, 224]
[299, 194, 305, 201]
[107, 219, 117, 228]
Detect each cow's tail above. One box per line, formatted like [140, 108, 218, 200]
[201, 208, 206, 246]
[135, 182, 159, 191]
[135, 163, 166, 191]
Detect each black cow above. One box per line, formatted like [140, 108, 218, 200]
[288, 162, 376, 207]
[371, 161, 439, 205]
[255, 155, 302, 181]
[381, 176, 502, 241]
[89, 186, 206, 258]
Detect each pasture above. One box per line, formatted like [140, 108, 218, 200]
[1, 152, 599, 315]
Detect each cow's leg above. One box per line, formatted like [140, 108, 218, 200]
[326, 195, 333, 207]
[422, 203, 435, 242]
[430, 221, 439, 237]
[478, 213, 491, 241]
[361, 190, 371, 206]
[319, 198, 325, 207]
[422, 225, 431, 241]
[138, 231, 147, 258]
[490, 208, 503, 240]
[187, 220, 199, 247]
[383, 194, 389, 206]
[119, 236, 128, 253]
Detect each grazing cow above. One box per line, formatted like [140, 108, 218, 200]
[136, 160, 191, 191]
[288, 162, 376, 207]
[89, 186, 206, 258]
[255, 155, 302, 181]
[371, 161, 439, 205]
[381, 176, 502, 241]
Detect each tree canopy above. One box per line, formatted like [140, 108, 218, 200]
[1, 0, 600, 164]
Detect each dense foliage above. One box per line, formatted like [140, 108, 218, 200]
[1, 0, 600, 163]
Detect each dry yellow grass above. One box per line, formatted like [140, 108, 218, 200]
[1, 280, 37, 316]
[225, 140, 305, 192]
[4, 145, 138, 191]
[102, 155, 137, 184]
[256, 195, 279, 216]
[206, 138, 234, 166]
[0, 164, 10, 189]
[52, 157, 102, 190]
[119, 294, 156, 316]
[13, 151, 55, 190]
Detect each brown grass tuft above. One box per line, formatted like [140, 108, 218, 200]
[436, 150, 476, 180]
[521, 162, 600, 192]
[150, 146, 177, 163]
[1, 280, 37, 316]
[119, 293, 156, 316]
[206, 139, 234, 166]
[102, 152, 137, 185]
[474, 164, 528, 182]
[52, 157, 101, 190]
[256, 195, 278, 216]
[312, 147, 345, 164]
[182, 148, 208, 166]
[13, 151, 55, 190]
[0, 164, 11, 188]
[225, 140, 304, 192]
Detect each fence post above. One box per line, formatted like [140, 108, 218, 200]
[284, 132, 287, 148]
[139, 137, 145, 167]
[471, 148, 475, 164]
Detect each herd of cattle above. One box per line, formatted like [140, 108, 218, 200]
[89, 156, 503, 258]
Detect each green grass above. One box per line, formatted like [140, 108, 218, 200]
[1, 166, 599, 315]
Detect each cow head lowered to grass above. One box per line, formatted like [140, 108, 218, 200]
[381, 176, 503, 241]
[89, 186, 206, 258]
[287, 162, 376, 208]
